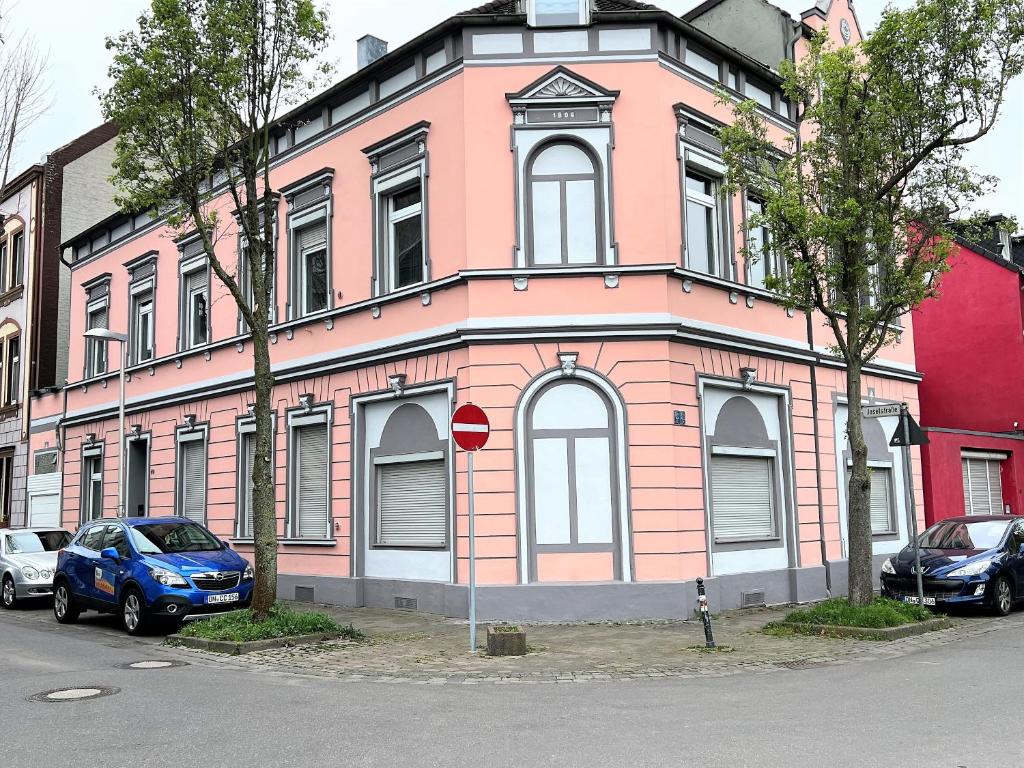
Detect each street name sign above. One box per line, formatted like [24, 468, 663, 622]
[861, 403, 901, 419]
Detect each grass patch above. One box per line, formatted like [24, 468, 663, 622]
[684, 644, 735, 654]
[782, 597, 934, 629]
[176, 603, 363, 643]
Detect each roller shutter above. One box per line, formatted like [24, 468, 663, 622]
[710, 455, 775, 540]
[377, 459, 446, 547]
[295, 423, 329, 538]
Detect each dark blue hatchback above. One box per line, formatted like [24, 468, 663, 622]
[53, 517, 254, 635]
[881, 515, 1024, 616]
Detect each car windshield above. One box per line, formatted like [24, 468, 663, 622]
[918, 520, 1009, 551]
[130, 523, 223, 554]
[5, 530, 71, 554]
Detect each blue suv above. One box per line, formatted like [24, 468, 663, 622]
[53, 517, 254, 635]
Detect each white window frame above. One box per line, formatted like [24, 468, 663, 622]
[178, 252, 210, 351]
[528, 0, 589, 27]
[683, 148, 729, 277]
[81, 444, 104, 523]
[366, 126, 431, 298]
[3, 334, 19, 406]
[235, 414, 277, 540]
[285, 173, 333, 320]
[175, 425, 209, 523]
[286, 405, 333, 541]
[236, 214, 279, 334]
[384, 180, 425, 292]
[85, 297, 109, 378]
[962, 452, 1006, 516]
[745, 194, 774, 288]
[130, 289, 155, 364]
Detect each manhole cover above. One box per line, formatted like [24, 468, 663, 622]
[30, 686, 120, 703]
[119, 660, 189, 670]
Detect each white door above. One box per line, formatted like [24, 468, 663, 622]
[27, 474, 62, 528]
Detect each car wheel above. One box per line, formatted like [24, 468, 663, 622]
[120, 587, 148, 636]
[1, 575, 16, 609]
[53, 581, 80, 624]
[990, 576, 1013, 616]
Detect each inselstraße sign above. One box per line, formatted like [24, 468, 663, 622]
[861, 403, 902, 419]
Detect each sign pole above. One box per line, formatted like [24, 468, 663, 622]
[468, 449, 477, 654]
[451, 402, 489, 655]
[901, 403, 925, 606]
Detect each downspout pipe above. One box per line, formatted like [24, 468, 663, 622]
[787, 18, 832, 594]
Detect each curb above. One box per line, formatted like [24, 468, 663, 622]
[781, 616, 954, 641]
[166, 631, 347, 655]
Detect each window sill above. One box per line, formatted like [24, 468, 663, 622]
[0, 404, 19, 419]
[231, 537, 337, 547]
[280, 538, 337, 547]
[713, 535, 781, 545]
[371, 543, 448, 551]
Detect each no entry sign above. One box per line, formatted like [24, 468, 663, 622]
[451, 403, 490, 452]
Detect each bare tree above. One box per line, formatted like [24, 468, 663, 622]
[0, 1, 49, 190]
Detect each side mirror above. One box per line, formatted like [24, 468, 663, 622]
[222, 540, 232, 549]
[100, 546, 121, 562]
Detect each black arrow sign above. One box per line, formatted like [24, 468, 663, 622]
[890, 412, 929, 447]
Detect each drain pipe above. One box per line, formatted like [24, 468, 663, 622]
[807, 311, 831, 596]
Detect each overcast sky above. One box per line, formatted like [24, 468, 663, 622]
[8, 0, 1023, 226]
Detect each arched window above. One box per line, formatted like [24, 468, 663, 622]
[526, 142, 601, 266]
[526, 379, 620, 578]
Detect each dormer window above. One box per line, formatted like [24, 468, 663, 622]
[529, 0, 589, 27]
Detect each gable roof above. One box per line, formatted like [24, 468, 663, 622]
[460, 0, 658, 15]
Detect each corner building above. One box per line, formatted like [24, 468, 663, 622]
[29, 0, 924, 619]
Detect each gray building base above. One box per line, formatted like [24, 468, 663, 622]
[825, 554, 893, 596]
[278, 565, 831, 622]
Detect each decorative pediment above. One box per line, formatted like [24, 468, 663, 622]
[506, 66, 619, 105]
[507, 67, 618, 125]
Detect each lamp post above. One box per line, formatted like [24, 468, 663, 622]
[84, 328, 129, 518]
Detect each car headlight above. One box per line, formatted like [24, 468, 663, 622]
[948, 559, 993, 578]
[881, 558, 896, 575]
[148, 566, 189, 588]
[242, 563, 254, 581]
[39, 568, 53, 579]
[20, 566, 39, 580]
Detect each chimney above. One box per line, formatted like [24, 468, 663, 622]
[357, 35, 388, 69]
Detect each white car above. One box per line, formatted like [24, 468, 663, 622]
[1, 527, 72, 608]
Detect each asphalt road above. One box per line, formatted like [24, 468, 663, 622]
[1, 604, 1020, 768]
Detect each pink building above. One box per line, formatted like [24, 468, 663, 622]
[28, 0, 924, 619]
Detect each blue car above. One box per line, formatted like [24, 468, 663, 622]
[881, 515, 1024, 616]
[53, 517, 254, 635]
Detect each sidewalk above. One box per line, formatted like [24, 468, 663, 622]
[165, 602, 1020, 684]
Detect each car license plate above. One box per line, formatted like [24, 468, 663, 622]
[902, 595, 936, 606]
[206, 592, 239, 605]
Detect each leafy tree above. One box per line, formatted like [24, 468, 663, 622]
[101, 0, 330, 620]
[718, 0, 1024, 604]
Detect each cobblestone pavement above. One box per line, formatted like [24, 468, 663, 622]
[162, 602, 1022, 685]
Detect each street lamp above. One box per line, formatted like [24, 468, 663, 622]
[84, 328, 129, 518]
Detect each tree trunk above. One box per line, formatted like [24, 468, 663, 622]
[845, 359, 874, 606]
[249, 322, 277, 620]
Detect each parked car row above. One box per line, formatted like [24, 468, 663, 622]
[5, 514, 1024, 634]
[2, 517, 254, 635]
